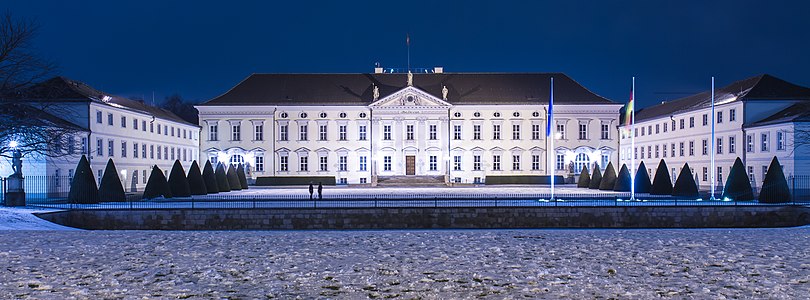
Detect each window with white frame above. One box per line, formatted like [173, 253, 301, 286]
[717, 111, 723, 123]
[429, 125, 437, 140]
[299, 156, 308, 171]
[339, 156, 347, 171]
[339, 125, 347, 141]
[578, 124, 587, 140]
[512, 124, 520, 140]
[747, 134, 754, 152]
[717, 166, 723, 183]
[384, 125, 392, 140]
[556, 124, 565, 139]
[232, 124, 241, 141]
[96, 138, 103, 156]
[533, 124, 541, 140]
[96, 111, 102, 123]
[133, 119, 138, 130]
[255, 124, 264, 141]
[729, 136, 736, 153]
[150, 145, 154, 159]
[680, 119, 684, 129]
[556, 154, 565, 170]
[280, 125, 288, 141]
[512, 155, 520, 170]
[299, 125, 308, 141]
[359, 156, 367, 171]
[454, 156, 462, 171]
[492, 155, 501, 171]
[473, 155, 481, 171]
[121, 116, 127, 128]
[663, 144, 668, 158]
[383, 156, 391, 171]
[532, 155, 540, 171]
[703, 167, 708, 182]
[359, 125, 367, 140]
[689, 117, 694, 128]
[601, 154, 609, 168]
[255, 156, 264, 172]
[748, 166, 754, 181]
[730, 109, 736, 122]
[655, 145, 659, 158]
[430, 156, 438, 171]
[319, 156, 328, 171]
[209, 124, 218, 141]
[761, 133, 769, 151]
[777, 131, 785, 150]
[601, 124, 609, 139]
[717, 138, 723, 154]
[671, 143, 675, 157]
[473, 125, 481, 140]
[702, 139, 708, 155]
[454, 125, 461, 140]
[319, 125, 327, 141]
[574, 153, 589, 173]
[680, 142, 685, 157]
[280, 155, 289, 171]
[493, 125, 501, 140]
[164, 146, 168, 160]
[141, 144, 146, 158]
[121, 141, 127, 157]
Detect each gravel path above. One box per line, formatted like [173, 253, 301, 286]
[1, 228, 808, 299]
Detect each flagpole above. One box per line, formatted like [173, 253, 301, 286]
[631, 77, 636, 201]
[550, 77, 555, 201]
[710, 76, 716, 201]
[406, 34, 410, 72]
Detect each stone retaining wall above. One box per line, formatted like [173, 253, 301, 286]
[37, 206, 810, 230]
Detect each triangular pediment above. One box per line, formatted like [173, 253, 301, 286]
[369, 86, 452, 108]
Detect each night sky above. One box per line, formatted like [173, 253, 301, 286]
[7, 1, 810, 109]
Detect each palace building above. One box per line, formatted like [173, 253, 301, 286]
[619, 74, 810, 191]
[196, 68, 623, 185]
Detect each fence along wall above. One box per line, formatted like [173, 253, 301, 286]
[37, 206, 810, 230]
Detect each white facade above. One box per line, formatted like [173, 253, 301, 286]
[198, 83, 622, 185]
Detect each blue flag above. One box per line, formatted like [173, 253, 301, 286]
[547, 77, 553, 136]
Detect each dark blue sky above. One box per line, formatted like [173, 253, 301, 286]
[8, 1, 810, 108]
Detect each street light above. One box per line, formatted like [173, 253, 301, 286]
[9, 140, 18, 148]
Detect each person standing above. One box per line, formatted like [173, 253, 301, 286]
[309, 183, 314, 200]
[317, 182, 323, 200]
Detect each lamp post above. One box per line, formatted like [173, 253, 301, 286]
[5, 140, 26, 206]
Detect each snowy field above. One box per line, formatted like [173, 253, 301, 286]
[1, 227, 808, 298]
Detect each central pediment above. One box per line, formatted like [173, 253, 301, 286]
[369, 86, 452, 108]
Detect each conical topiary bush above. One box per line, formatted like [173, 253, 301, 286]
[634, 161, 652, 193]
[202, 160, 219, 194]
[215, 163, 231, 192]
[759, 156, 791, 203]
[143, 165, 172, 199]
[672, 163, 699, 198]
[68, 155, 100, 204]
[98, 158, 126, 202]
[227, 164, 242, 191]
[588, 164, 603, 189]
[613, 164, 632, 192]
[722, 157, 754, 201]
[186, 161, 207, 196]
[651, 159, 673, 195]
[599, 162, 617, 190]
[577, 166, 591, 188]
[237, 163, 248, 189]
[168, 160, 191, 197]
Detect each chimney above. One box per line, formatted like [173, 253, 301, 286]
[434, 66, 444, 74]
[374, 67, 383, 74]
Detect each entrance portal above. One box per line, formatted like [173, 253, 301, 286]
[405, 156, 416, 175]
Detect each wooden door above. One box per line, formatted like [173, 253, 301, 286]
[406, 156, 416, 175]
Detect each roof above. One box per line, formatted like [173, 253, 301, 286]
[0, 102, 87, 131]
[200, 73, 616, 106]
[18, 77, 197, 126]
[748, 102, 810, 127]
[635, 74, 810, 122]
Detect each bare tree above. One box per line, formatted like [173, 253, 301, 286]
[0, 11, 56, 96]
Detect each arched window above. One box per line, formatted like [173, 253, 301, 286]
[575, 153, 589, 173]
[230, 154, 245, 165]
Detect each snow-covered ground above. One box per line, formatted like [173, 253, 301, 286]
[0, 228, 808, 298]
[0, 207, 77, 231]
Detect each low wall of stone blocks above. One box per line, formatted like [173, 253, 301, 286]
[37, 206, 810, 230]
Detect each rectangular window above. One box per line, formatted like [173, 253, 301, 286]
[533, 124, 541, 140]
[339, 178, 347, 185]
[143, 169, 147, 184]
[98, 169, 102, 183]
[689, 141, 694, 156]
[762, 166, 768, 180]
[300, 125, 308, 141]
[454, 125, 461, 140]
[532, 155, 540, 171]
[663, 144, 667, 158]
[133, 119, 138, 130]
[255, 156, 264, 172]
[556, 154, 565, 170]
[635, 128, 638, 137]
[474, 155, 482, 171]
[777, 131, 785, 150]
[96, 111, 102, 123]
[359, 125, 367, 141]
[299, 156, 308, 171]
[280, 156, 288, 171]
[680, 142, 685, 157]
[150, 145, 154, 159]
[747, 134, 754, 152]
[96, 138, 103, 156]
[493, 125, 501, 140]
[663, 122, 668, 132]
[761, 133, 769, 151]
[157, 145, 162, 160]
[748, 166, 754, 181]
[164, 125, 168, 136]
[641, 127, 645, 136]
[108, 140, 114, 157]
[729, 136, 736, 153]
[158, 123, 162, 134]
[142, 121, 147, 132]
[512, 124, 520, 140]
[730, 109, 736, 122]
[429, 125, 437, 140]
[702, 139, 708, 155]
[717, 138, 723, 154]
[319, 156, 328, 171]
[656, 124, 660, 134]
[671, 143, 675, 157]
[493, 155, 501, 171]
[383, 156, 391, 171]
[171, 147, 175, 160]
[557, 124, 565, 139]
[430, 156, 438, 171]
[717, 111, 723, 123]
[107, 113, 113, 125]
[512, 155, 520, 171]
[454, 156, 462, 171]
[655, 145, 660, 158]
[339, 156, 347, 171]
[640, 147, 644, 159]
[171, 127, 175, 137]
[121, 116, 127, 128]
[360, 178, 367, 184]
[255, 125, 264, 141]
[671, 120, 676, 131]
[601, 124, 610, 140]
[133, 143, 139, 158]
[164, 146, 168, 160]
[717, 166, 723, 183]
[232, 124, 241, 141]
[339, 125, 347, 141]
[384, 125, 392, 140]
[703, 114, 708, 126]
[680, 119, 685, 129]
[280, 125, 288, 141]
[689, 117, 694, 128]
[150, 123, 154, 133]
[121, 141, 127, 158]
[209, 125, 218, 141]
[602, 154, 609, 168]
[703, 167, 708, 182]
[474, 125, 482, 140]
[319, 125, 327, 141]
[647, 146, 651, 158]
[359, 156, 367, 171]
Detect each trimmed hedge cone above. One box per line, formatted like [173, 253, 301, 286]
[98, 158, 126, 202]
[237, 163, 249, 189]
[202, 160, 219, 194]
[613, 164, 632, 192]
[634, 161, 652, 193]
[722, 157, 754, 201]
[227, 164, 242, 191]
[599, 162, 617, 190]
[143, 165, 172, 199]
[759, 156, 791, 203]
[68, 155, 100, 204]
[588, 164, 603, 189]
[215, 163, 231, 192]
[650, 159, 673, 195]
[186, 161, 208, 196]
[168, 160, 191, 197]
[577, 166, 591, 188]
[672, 163, 699, 198]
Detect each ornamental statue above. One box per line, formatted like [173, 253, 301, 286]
[11, 149, 22, 177]
[407, 71, 413, 86]
[442, 85, 448, 100]
[373, 85, 379, 101]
